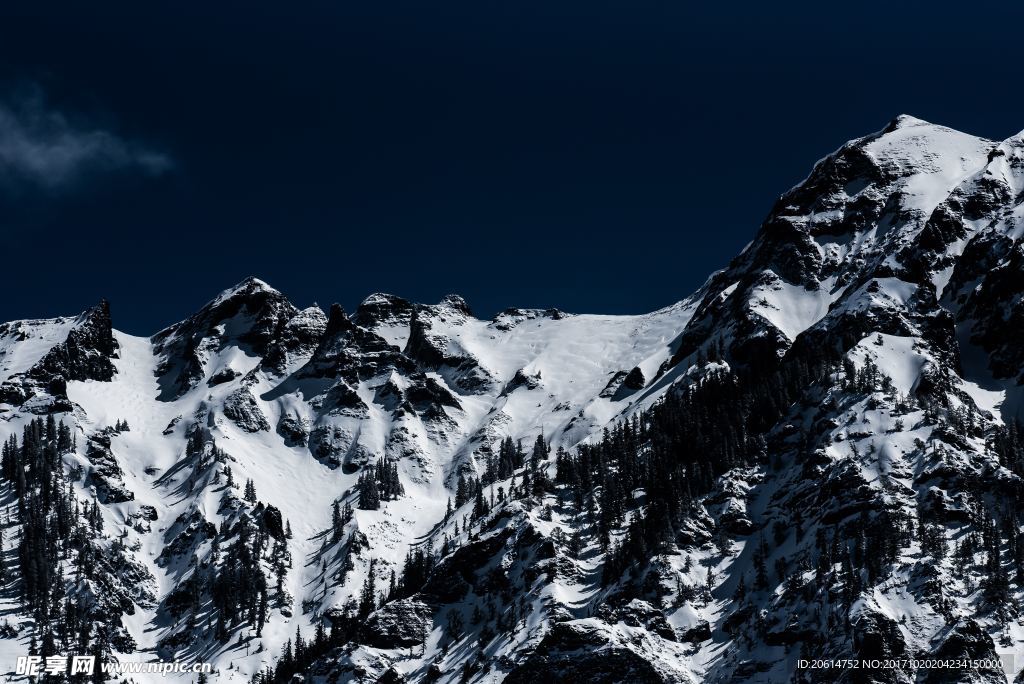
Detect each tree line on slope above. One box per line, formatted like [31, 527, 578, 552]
[0, 416, 134, 683]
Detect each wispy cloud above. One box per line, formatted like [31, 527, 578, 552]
[0, 90, 172, 193]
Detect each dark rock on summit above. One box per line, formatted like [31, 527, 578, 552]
[352, 293, 414, 329]
[0, 301, 119, 408]
[299, 305, 408, 385]
[404, 302, 494, 394]
[29, 300, 119, 384]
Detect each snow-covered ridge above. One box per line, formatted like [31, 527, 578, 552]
[0, 273, 700, 681]
[2, 115, 1024, 683]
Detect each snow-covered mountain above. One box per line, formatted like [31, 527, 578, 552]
[3, 114, 1024, 683]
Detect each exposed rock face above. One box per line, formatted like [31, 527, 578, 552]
[623, 365, 646, 390]
[506, 621, 675, 684]
[222, 387, 270, 432]
[157, 506, 216, 566]
[352, 293, 415, 330]
[845, 612, 908, 683]
[680, 620, 711, 644]
[597, 599, 676, 641]
[599, 369, 630, 398]
[501, 368, 541, 396]
[664, 116, 994, 380]
[405, 375, 461, 414]
[922, 620, 1004, 684]
[207, 367, 239, 386]
[261, 504, 285, 541]
[957, 238, 1024, 383]
[404, 300, 495, 394]
[280, 306, 328, 356]
[0, 301, 118, 408]
[421, 526, 516, 603]
[85, 433, 134, 503]
[361, 598, 432, 648]
[308, 423, 376, 471]
[301, 306, 405, 384]
[491, 307, 564, 331]
[29, 300, 119, 383]
[276, 412, 309, 446]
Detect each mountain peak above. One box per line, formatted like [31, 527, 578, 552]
[75, 298, 112, 326]
[439, 294, 472, 316]
[353, 293, 414, 329]
[324, 303, 353, 336]
[862, 114, 991, 158]
[151, 277, 301, 399]
[359, 292, 403, 308]
[865, 114, 991, 155]
[208, 276, 280, 308]
[883, 113, 932, 131]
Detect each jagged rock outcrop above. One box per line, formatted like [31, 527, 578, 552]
[352, 293, 415, 330]
[404, 298, 495, 393]
[276, 412, 309, 446]
[29, 300, 119, 383]
[623, 366, 646, 390]
[0, 301, 118, 409]
[157, 506, 217, 565]
[506, 620, 676, 684]
[361, 598, 432, 649]
[85, 432, 134, 503]
[222, 387, 271, 432]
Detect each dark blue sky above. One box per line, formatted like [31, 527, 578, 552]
[2, 2, 1022, 334]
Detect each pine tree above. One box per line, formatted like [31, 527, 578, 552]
[244, 479, 257, 503]
[359, 558, 377, 617]
[256, 580, 268, 637]
[754, 535, 769, 590]
[294, 625, 305, 664]
[331, 500, 343, 541]
[473, 483, 487, 520]
[357, 472, 380, 510]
